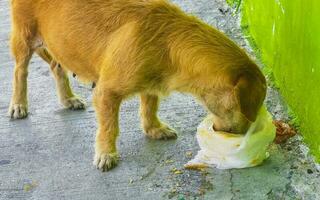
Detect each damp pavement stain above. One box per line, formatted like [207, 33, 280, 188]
[0, 0, 319, 199]
[0, 160, 11, 166]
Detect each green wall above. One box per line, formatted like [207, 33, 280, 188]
[231, 0, 320, 161]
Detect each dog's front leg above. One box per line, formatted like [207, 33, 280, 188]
[93, 88, 122, 172]
[140, 94, 177, 140]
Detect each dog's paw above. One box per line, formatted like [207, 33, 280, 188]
[62, 96, 86, 110]
[145, 125, 178, 140]
[93, 152, 119, 172]
[8, 104, 28, 119]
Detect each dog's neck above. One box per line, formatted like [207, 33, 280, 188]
[156, 12, 250, 93]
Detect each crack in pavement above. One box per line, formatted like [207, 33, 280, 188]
[140, 152, 165, 180]
[140, 165, 158, 181]
[229, 170, 236, 200]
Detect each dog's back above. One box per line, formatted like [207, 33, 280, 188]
[10, 1, 145, 79]
[10, 0, 250, 84]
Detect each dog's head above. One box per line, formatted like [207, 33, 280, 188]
[201, 65, 267, 134]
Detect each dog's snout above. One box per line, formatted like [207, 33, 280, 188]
[212, 116, 250, 134]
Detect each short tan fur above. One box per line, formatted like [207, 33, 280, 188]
[9, 0, 266, 171]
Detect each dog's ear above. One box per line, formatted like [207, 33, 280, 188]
[234, 70, 267, 122]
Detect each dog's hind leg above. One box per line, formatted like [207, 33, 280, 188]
[140, 94, 177, 140]
[8, 32, 34, 119]
[35, 48, 86, 110]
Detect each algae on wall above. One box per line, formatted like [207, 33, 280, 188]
[235, 0, 320, 161]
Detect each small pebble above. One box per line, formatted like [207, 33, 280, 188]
[185, 151, 193, 158]
[178, 195, 186, 200]
[290, 165, 298, 170]
[165, 159, 174, 164]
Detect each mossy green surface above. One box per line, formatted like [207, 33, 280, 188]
[236, 0, 320, 161]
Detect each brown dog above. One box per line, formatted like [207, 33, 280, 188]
[8, 0, 266, 171]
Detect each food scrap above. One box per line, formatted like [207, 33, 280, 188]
[171, 168, 183, 175]
[273, 120, 297, 144]
[184, 163, 208, 171]
[165, 159, 174, 164]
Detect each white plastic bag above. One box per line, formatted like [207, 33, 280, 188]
[185, 106, 276, 169]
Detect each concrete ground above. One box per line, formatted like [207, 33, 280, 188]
[0, 0, 319, 199]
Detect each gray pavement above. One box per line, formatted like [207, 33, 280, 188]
[0, 0, 319, 199]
